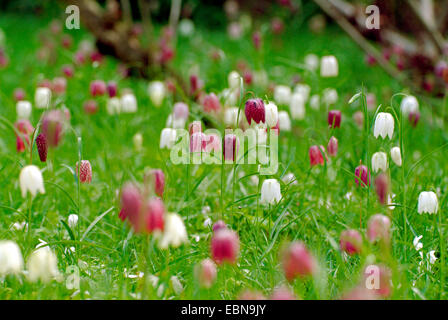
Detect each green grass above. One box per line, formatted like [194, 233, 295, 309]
[0, 12, 447, 300]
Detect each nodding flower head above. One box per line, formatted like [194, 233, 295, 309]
[106, 81, 118, 98]
[373, 112, 394, 139]
[281, 241, 317, 281]
[367, 214, 391, 243]
[202, 93, 221, 113]
[211, 228, 240, 265]
[195, 258, 217, 289]
[340, 229, 363, 255]
[146, 169, 165, 198]
[328, 110, 341, 128]
[309, 145, 324, 166]
[145, 197, 165, 233]
[76, 160, 92, 184]
[244, 98, 265, 125]
[36, 133, 48, 162]
[89, 80, 107, 97]
[327, 136, 338, 157]
[354, 164, 370, 187]
[120, 183, 143, 229]
[41, 109, 65, 148]
[375, 173, 389, 205]
[212, 220, 227, 232]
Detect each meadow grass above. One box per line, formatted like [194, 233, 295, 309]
[0, 12, 447, 299]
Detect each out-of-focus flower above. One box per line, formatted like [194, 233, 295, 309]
[354, 164, 370, 187]
[371, 152, 388, 173]
[107, 97, 121, 115]
[173, 102, 189, 128]
[375, 173, 389, 205]
[270, 286, 296, 300]
[106, 81, 118, 98]
[148, 169, 165, 197]
[278, 111, 291, 131]
[322, 88, 338, 105]
[212, 220, 227, 232]
[327, 136, 338, 157]
[145, 197, 165, 233]
[340, 229, 362, 255]
[68, 214, 78, 229]
[83, 100, 98, 115]
[211, 228, 239, 265]
[328, 110, 341, 128]
[309, 94, 320, 110]
[417, 191, 438, 214]
[202, 93, 221, 113]
[309, 145, 324, 166]
[14, 88, 26, 102]
[26, 247, 60, 283]
[409, 111, 420, 127]
[353, 111, 364, 129]
[41, 110, 65, 147]
[90, 80, 106, 97]
[281, 241, 316, 281]
[0, 241, 24, 276]
[35, 87, 51, 109]
[120, 183, 143, 227]
[244, 98, 265, 125]
[16, 101, 32, 119]
[178, 19, 195, 37]
[148, 81, 166, 107]
[76, 160, 92, 184]
[320, 55, 338, 77]
[400, 95, 419, 116]
[260, 179, 282, 205]
[274, 85, 291, 106]
[304, 54, 319, 71]
[190, 132, 206, 153]
[133, 133, 143, 151]
[19, 165, 45, 198]
[195, 258, 217, 288]
[160, 128, 177, 149]
[15, 119, 34, 153]
[52, 77, 66, 95]
[36, 133, 48, 162]
[367, 214, 391, 243]
[373, 113, 394, 139]
[290, 92, 305, 120]
[120, 93, 138, 113]
[157, 213, 188, 249]
[363, 264, 391, 298]
[228, 70, 240, 89]
[294, 84, 311, 101]
[390, 147, 402, 166]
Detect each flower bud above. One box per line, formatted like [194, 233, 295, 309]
[211, 228, 240, 265]
[340, 229, 362, 255]
[14, 88, 26, 101]
[76, 160, 92, 184]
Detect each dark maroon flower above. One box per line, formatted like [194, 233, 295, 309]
[106, 81, 118, 98]
[244, 98, 265, 125]
[36, 133, 48, 162]
[409, 111, 420, 127]
[354, 164, 370, 187]
[375, 173, 389, 205]
[328, 110, 341, 128]
[90, 80, 106, 97]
